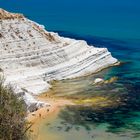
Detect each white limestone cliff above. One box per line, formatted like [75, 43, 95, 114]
[0, 9, 118, 111]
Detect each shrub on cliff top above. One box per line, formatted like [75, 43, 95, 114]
[0, 77, 28, 140]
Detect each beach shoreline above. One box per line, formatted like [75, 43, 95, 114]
[27, 95, 74, 139]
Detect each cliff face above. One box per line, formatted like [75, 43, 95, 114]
[0, 9, 118, 111]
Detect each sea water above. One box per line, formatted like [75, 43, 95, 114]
[0, 0, 140, 139]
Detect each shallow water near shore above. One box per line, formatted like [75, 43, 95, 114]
[33, 64, 140, 139]
[32, 34, 140, 139]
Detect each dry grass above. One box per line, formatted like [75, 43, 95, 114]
[0, 9, 24, 20]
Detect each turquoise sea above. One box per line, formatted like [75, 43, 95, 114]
[1, 0, 140, 139]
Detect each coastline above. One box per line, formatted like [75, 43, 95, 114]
[26, 72, 119, 139]
[0, 9, 118, 112]
[0, 2, 140, 139]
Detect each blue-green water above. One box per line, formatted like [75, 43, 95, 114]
[1, 0, 140, 40]
[1, 0, 140, 139]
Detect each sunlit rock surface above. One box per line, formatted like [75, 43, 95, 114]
[0, 9, 118, 110]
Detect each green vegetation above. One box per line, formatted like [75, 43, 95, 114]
[0, 77, 29, 140]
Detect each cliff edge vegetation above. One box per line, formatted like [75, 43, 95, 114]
[0, 8, 24, 19]
[0, 77, 29, 140]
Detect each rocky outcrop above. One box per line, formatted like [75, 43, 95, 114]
[0, 9, 118, 111]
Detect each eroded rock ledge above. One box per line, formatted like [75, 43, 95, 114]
[0, 9, 118, 111]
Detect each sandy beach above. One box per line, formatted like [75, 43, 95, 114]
[27, 94, 74, 140]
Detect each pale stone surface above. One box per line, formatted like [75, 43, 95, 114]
[0, 9, 118, 110]
[94, 78, 104, 84]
